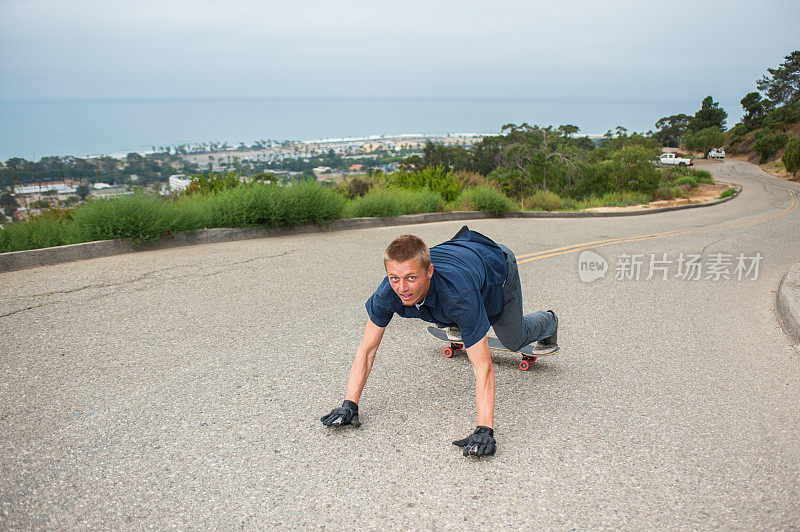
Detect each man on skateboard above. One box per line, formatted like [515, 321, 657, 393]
[320, 225, 559, 457]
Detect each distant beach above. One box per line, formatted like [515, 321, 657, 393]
[0, 96, 695, 161]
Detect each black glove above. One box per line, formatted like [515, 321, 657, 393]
[320, 400, 361, 427]
[452, 426, 496, 457]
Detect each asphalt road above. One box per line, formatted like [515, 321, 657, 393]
[1, 160, 799, 529]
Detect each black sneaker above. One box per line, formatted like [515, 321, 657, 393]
[532, 310, 559, 354]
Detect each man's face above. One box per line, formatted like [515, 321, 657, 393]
[385, 259, 434, 306]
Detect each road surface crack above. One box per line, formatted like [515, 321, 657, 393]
[0, 250, 294, 319]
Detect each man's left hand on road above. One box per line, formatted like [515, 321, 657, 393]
[453, 426, 496, 457]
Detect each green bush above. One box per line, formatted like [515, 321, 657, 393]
[181, 171, 272, 195]
[575, 160, 616, 197]
[571, 191, 651, 209]
[719, 187, 737, 199]
[452, 170, 491, 189]
[674, 176, 699, 188]
[608, 146, 662, 194]
[728, 123, 750, 144]
[183, 183, 344, 228]
[598, 191, 652, 207]
[345, 187, 443, 218]
[396, 188, 443, 215]
[182, 171, 240, 195]
[661, 166, 713, 185]
[456, 186, 515, 216]
[527, 190, 566, 211]
[653, 185, 687, 201]
[753, 130, 789, 163]
[763, 102, 800, 129]
[782, 136, 800, 177]
[0, 183, 346, 253]
[335, 175, 375, 199]
[0, 210, 73, 252]
[381, 167, 463, 202]
[70, 193, 177, 243]
[689, 169, 714, 184]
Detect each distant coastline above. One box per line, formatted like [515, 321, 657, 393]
[0, 96, 694, 161]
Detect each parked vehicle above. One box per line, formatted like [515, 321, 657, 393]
[659, 153, 693, 167]
[708, 148, 726, 159]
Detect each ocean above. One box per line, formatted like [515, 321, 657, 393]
[0, 96, 693, 161]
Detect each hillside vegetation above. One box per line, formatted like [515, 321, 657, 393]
[724, 51, 800, 179]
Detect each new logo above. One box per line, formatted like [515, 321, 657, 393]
[578, 250, 607, 282]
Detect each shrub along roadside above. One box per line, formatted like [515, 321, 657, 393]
[344, 187, 444, 218]
[452, 186, 515, 216]
[0, 171, 730, 254]
[0, 183, 344, 253]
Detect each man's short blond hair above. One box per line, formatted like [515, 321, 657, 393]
[383, 234, 431, 269]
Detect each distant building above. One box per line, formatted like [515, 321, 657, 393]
[312, 167, 332, 178]
[169, 174, 192, 192]
[92, 185, 130, 199]
[16, 183, 76, 195]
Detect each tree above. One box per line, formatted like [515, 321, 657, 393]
[782, 136, 800, 177]
[557, 124, 580, 138]
[493, 124, 579, 196]
[421, 141, 472, 171]
[126, 152, 144, 165]
[469, 137, 502, 175]
[684, 127, 726, 157]
[653, 114, 692, 147]
[757, 50, 800, 106]
[740, 91, 769, 130]
[688, 96, 727, 134]
[763, 101, 800, 130]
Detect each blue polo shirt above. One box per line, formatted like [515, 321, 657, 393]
[365, 228, 508, 348]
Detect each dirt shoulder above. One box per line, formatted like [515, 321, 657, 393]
[582, 182, 732, 213]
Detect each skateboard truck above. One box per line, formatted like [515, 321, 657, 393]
[441, 342, 463, 358]
[518, 355, 537, 371]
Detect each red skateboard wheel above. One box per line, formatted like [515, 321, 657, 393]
[519, 360, 530, 371]
[443, 347, 454, 358]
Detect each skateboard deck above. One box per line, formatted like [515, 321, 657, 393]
[426, 326, 558, 371]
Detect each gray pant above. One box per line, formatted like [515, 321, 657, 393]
[492, 244, 556, 351]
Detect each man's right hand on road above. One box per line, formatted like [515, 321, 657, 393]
[320, 400, 361, 427]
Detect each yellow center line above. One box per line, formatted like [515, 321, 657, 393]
[517, 187, 798, 265]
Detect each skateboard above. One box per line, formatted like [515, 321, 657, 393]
[426, 326, 558, 371]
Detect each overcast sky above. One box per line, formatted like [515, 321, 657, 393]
[0, 0, 798, 107]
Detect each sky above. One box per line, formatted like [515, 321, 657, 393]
[1, 0, 798, 119]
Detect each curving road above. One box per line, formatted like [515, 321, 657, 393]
[1, 160, 799, 529]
